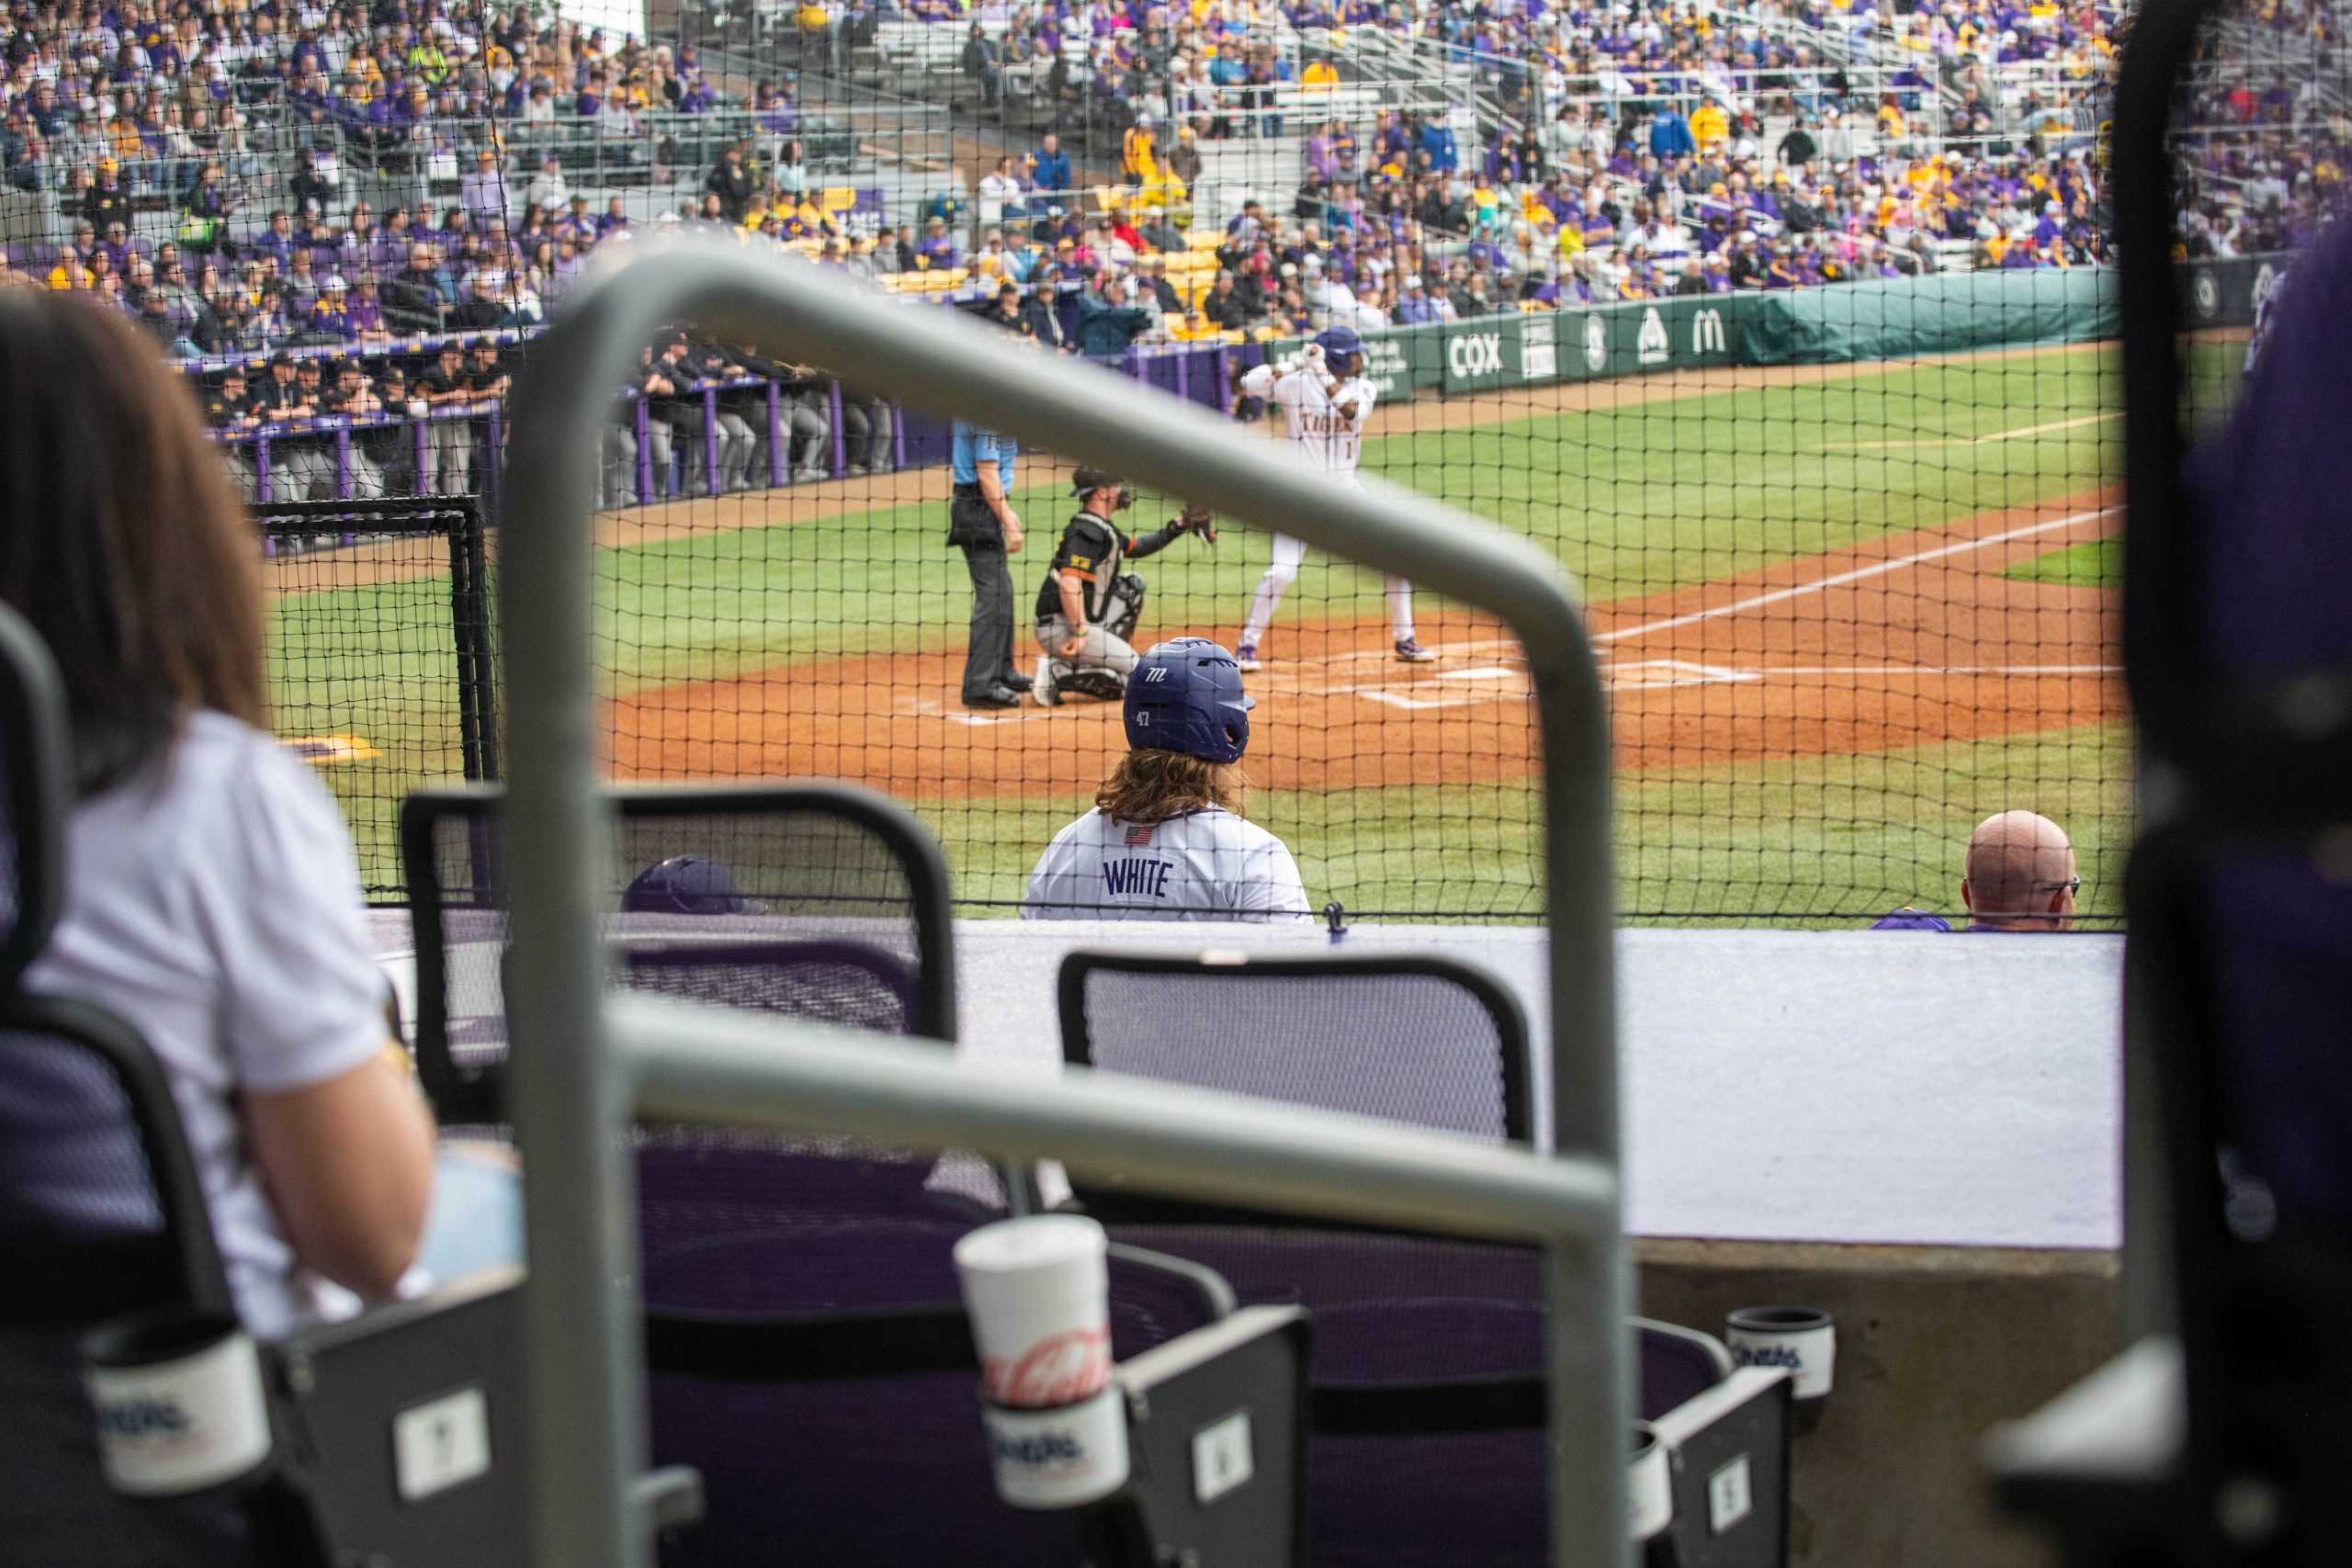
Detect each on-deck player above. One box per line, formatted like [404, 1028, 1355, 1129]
[1022, 637, 1312, 921]
[1229, 325, 1437, 671]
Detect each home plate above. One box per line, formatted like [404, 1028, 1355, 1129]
[1437, 666, 1520, 682]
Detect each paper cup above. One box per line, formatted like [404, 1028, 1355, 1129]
[954, 1215, 1113, 1408]
[82, 1309, 274, 1497]
[979, 1383, 1129, 1508]
[1628, 1421, 1673, 1541]
[1725, 1305, 1836, 1401]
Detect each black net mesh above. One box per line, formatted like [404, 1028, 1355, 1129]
[259, 501, 497, 903]
[1077, 964, 1517, 1140]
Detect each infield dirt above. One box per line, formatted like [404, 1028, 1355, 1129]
[605, 486, 2123, 797]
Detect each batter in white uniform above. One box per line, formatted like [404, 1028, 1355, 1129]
[1230, 325, 1437, 671]
[1023, 637, 1311, 921]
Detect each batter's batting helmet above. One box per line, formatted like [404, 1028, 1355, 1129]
[1314, 325, 1364, 378]
[1125, 637, 1254, 764]
[622, 856, 762, 916]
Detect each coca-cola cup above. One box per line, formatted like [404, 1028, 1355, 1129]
[954, 1214, 1127, 1509]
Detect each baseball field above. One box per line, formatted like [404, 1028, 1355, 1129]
[265, 336, 2181, 924]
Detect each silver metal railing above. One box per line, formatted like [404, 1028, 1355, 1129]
[497, 233, 1627, 1568]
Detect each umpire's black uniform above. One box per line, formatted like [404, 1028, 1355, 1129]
[947, 419, 1025, 706]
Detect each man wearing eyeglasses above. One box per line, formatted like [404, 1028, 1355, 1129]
[1871, 809, 2079, 932]
[1961, 810, 2080, 931]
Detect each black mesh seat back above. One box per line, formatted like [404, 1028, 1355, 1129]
[0, 1032, 154, 1234]
[616, 942, 914, 1033]
[405, 784, 954, 1120]
[1066, 955, 1532, 1144]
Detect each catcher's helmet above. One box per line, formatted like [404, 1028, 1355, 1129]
[1125, 637, 1254, 764]
[622, 855, 760, 916]
[1314, 325, 1364, 378]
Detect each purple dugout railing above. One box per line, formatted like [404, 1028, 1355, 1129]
[220, 339, 1249, 507]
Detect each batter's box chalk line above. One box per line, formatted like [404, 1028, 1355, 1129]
[1601, 660, 1766, 690]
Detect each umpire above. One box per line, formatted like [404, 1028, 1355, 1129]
[946, 411, 1028, 709]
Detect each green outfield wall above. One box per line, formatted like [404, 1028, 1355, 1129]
[1251, 255, 2273, 400]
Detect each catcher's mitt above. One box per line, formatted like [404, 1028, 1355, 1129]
[1171, 505, 1218, 547]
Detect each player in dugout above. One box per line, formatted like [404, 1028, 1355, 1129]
[1031, 466, 1217, 706]
[1024, 637, 1312, 920]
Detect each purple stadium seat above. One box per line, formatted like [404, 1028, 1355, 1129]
[0, 606, 256, 1565]
[644, 1220, 1229, 1568]
[1059, 953, 1727, 1566]
[2183, 209, 2352, 1242]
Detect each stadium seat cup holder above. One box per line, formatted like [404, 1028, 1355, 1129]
[1726, 1305, 1835, 1432]
[1631, 1419, 1674, 1543]
[82, 1306, 278, 1502]
[980, 1383, 1130, 1509]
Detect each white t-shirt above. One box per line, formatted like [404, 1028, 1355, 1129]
[25, 711, 390, 1335]
[1023, 807, 1312, 921]
[1237, 360, 1376, 474]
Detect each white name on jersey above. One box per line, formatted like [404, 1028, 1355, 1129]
[1238, 362, 1376, 475]
[1023, 807, 1312, 921]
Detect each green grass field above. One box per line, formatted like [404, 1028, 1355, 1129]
[2005, 537, 2121, 588]
[272, 343, 2144, 923]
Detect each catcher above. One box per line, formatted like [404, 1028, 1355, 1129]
[1032, 466, 1217, 706]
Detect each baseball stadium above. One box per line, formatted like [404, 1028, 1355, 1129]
[3, 0, 2346, 1562]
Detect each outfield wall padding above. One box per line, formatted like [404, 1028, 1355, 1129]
[1737, 267, 2120, 367]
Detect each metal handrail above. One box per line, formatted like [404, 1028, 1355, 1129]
[497, 233, 1624, 1568]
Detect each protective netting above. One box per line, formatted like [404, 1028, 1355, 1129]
[41, 7, 2152, 922]
[257, 502, 495, 900]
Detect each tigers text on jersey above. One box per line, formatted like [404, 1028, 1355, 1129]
[1238, 362, 1376, 474]
[1022, 808, 1313, 921]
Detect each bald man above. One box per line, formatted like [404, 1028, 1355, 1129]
[1870, 809, 2079, 932]
[1960, 810, 2079, 931]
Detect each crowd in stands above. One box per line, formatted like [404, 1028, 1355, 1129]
[0, 0, 2246, 507]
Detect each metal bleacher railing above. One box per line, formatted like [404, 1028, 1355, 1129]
[496, 233, 1629, 1568]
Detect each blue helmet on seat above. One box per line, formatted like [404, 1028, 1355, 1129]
[622, 855, 761, 916]
[1124, 638, 1255, 765]
[1314, 325, 1364, 378]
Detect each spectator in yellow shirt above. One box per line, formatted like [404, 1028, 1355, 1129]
[1688, 96, 1729, 152]
[1123, 117, 1159, 184]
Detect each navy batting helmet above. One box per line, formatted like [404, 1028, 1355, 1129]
[622, 856, 761, 916]
[1125, 637, 1254, 764]
[1314, 325, 1364, 378]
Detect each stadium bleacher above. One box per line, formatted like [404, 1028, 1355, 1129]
[0, 0, 2143, 517]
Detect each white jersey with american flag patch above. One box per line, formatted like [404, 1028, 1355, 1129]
[1022, 807, 1312, 921]
[1238, 361, 1376, 474]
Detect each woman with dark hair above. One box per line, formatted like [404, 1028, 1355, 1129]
[0, 292, 516, 1326]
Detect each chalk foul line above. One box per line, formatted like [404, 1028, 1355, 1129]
[1592, 505, 2120, 649]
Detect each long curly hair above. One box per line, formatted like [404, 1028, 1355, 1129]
[1095, 747, 1249, 824]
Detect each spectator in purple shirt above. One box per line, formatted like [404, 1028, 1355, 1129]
[915, 214, 960, 271]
